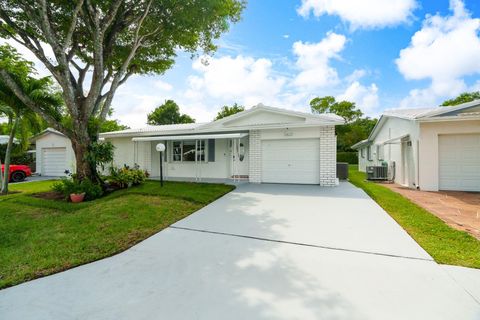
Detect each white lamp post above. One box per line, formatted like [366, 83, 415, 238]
[156, 143, 166, 187]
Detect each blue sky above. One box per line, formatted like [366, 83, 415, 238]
[6, 0, 480, 128]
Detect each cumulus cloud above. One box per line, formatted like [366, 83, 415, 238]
[397, 0, 480, 107]
[337, 81, 379, 113]
[297, 0, 417, 29]
[292, 32, 346, 89]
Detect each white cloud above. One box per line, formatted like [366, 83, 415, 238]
[337, 81, 379, 113]
[292, 32, 346, 89]
[153, 80, 173, 91]
[297, 0, 417, 29]
[397, 0, 480, 107]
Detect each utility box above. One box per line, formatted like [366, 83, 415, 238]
[336, 162, 349, 180]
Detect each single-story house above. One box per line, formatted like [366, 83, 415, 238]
[100, 104, 344, 185]
[352, 100, 480, 192]
[31, 128, 76, 176]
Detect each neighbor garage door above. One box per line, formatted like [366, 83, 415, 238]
[439, 134, 480, 192]
[42, 147, 67, 176]
[261, 139, 320, 184]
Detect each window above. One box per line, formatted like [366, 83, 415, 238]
[367, 146, 373, 161]
[172, 140, 206, 162]
[360, 148, 365, 158]
[377, 145, 384, 161]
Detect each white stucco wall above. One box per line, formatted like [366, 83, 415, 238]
[35, 133, 76, 175]
[418, 120, 480, 191]
[108, 137, 135, 169]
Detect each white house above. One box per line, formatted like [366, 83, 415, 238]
[100, 104, 344, 185]
[352, 100, 480, 192]
[31, 128, 76, 176]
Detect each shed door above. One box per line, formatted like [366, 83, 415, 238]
[439, 134, 480, 191]
[42, 147, 67, 176]
[261, 139, 320, 184]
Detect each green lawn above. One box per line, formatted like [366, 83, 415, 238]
[0, 180, 234, 289]
[349, 165, 480, 268]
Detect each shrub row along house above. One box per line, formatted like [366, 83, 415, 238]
[34, 104, 344, 185]
[352, 100, 480, 192]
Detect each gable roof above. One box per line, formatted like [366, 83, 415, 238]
[101, 103, 344, 138]
[30, 128, 67, 142]
[352, 99, 480, 149]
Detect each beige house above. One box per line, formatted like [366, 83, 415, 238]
[352, 100, 480, 192]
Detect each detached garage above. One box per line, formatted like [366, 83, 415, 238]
[31, 128, 76, 176]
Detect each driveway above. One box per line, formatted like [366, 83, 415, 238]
[1, 183, 479, 320]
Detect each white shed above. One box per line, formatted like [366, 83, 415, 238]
[31, 128, 76, 176]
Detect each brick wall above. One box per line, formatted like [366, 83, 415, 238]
[248, 130, 261, 183]
[319, 126, 337, 186]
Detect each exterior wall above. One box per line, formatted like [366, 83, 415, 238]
[35, 133, 75, 175]
[255, 126, 337, 186]
[419, 120, 480, 191]
[249, 130, 261, 183]
[108, 137, 135, 169]
[365, 117, 419, 186]
[357, 148, 371, 172]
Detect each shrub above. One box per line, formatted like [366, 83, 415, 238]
[107, 164, 146, 188]
[52, 177, 103, 201]
[337, 151, 358, 164]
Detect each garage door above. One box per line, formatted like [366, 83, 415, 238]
[262, 139, 320, 184]
[42, 147, 67, 176]
[439, 134, 480, 191]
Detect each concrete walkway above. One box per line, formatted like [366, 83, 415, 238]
[1, 183, 479, 319]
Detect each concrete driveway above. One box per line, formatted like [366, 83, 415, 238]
[1, 183, 479, 320]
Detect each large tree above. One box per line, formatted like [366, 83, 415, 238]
[310, 96, 363, 123]
[0, 0, 244, 181]
[214, 103, 244, 120]
[441, 91, 480, 106]
[147, 100, 194, 125]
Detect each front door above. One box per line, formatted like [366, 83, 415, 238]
[230, 137, 249, 178]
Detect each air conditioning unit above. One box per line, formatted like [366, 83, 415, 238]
[366, 165, 388, 181]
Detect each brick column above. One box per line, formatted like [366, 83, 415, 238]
[319, 126, 337, 186]
[249, 130, 261, 183]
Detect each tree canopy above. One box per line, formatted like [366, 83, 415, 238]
[441, 91, 480, 106]
[214, 103, 245, 120]
[147, 100, 194, 125]
[0, 0, 245, 180]
[310, 96, 377, 152]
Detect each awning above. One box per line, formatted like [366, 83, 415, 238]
[131, 132, 248, 142]
[380, 134, 410, 145]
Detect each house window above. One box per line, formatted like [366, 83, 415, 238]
[172, 140, 206, 162]
[360, 148, 365, 158]
[367, 146, 373, 161]
[377, 145, 384, 161]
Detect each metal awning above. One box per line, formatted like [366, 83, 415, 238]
[132, 133, 248, 142]
[380, 134, 410, 145]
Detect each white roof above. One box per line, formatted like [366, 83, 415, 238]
[0, 135, 19, 144]
[101, 123, 203, 136]
[132, 133, 249, 142]
[382, 107, 436, 120]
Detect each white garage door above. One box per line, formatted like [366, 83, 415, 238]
[42, 147, 67, 176]
[439, 134, 480, 191]
[262, 139, 320, 184]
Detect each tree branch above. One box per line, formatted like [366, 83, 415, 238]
[64, 0, 85, 50]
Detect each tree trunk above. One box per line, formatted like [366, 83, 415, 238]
[69, 131, 99, 182]
[1, 116, 19, 194]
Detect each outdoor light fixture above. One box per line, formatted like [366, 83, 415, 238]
[156, 143, 166, 187]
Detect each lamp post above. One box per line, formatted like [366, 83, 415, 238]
[156, 143, 166, 187]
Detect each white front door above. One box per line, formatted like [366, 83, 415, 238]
[42, 147, 67, 176]
[261, 138, 320, 184]
[230, 137, 249, 177]
[439, 134, 480, 191]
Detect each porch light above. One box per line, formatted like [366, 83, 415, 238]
[156, 143, 166, 186]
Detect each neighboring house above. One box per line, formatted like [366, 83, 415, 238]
[30, 128, 76, 176]
[0, 135, 19, 145]
[100, 104, 344, 185]
[352, 100, 480, 192]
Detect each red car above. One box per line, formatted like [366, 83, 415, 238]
[1, 164, 32, 182]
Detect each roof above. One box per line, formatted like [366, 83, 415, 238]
[30, 128, 66, 142]
[351, 99, 480, 149]
[101, 103, 345, 138]
[351, 139, 370, 150]
[0, 135, 19, 144]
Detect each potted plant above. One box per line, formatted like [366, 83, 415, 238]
[70, 192, 86, 203]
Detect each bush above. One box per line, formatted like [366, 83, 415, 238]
[337, 151, 358, 164]
[107, 165, 147, 188]
[52, 177, 103, 201]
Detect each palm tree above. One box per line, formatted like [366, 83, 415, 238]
[0, 76, 62, 194]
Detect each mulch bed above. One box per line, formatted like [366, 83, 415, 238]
[30, 191, 65, 201]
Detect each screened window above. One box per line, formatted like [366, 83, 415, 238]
[377, 145, 384, 161]
[360, 148, 365, 158]
[172, 140, 206, 162]
[367, 146, 373, 161]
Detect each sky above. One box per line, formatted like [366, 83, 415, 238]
[5, 0, 480, 128]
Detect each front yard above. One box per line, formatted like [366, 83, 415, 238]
[349, 165, 480, 269]
[0, 180, 234, 289]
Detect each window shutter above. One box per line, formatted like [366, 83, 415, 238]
[208, 139, 215, 162]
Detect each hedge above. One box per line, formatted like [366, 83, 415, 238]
[337, 151, 358, 164]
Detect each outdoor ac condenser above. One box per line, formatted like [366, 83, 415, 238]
[366, 165, 388, 181]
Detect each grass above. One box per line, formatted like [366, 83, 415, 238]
[0, 180, 234, 289]
[349, 165, 480, 268]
